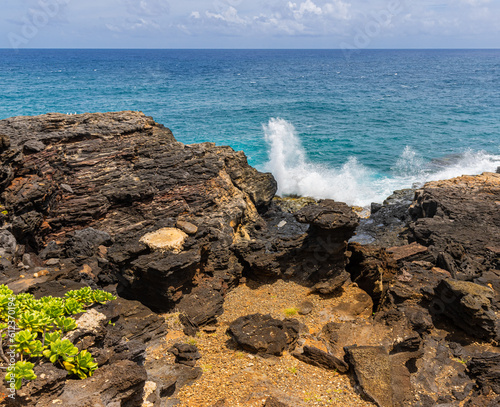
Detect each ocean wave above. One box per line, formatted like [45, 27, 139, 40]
[261, 118, 500, 207]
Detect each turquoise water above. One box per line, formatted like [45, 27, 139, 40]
[1, 49, 499, 206]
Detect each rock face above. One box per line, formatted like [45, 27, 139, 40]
[432, 278, 499, 341]
[0, 111, 277, 315]
[344, 346, 395, 407]
[409, 172, 500, 279]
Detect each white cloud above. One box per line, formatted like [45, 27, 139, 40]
[205, 6, 246, 25]
[323, 0, 351, 20]
[105, 17, 160, 34]
[288, 0, 323, 19]
[1, 0, 499, 48]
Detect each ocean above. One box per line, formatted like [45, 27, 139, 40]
[1, 49, 499, 207]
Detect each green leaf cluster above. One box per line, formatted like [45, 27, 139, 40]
[0, 285, 116, 390]
[6, 361, 36, 390]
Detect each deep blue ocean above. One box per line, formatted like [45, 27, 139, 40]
[1, 49, 499, 206]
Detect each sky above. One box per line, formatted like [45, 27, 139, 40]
[1, 0, 499, 49]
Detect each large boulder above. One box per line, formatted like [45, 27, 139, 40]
[432, 279, 499, 341]
[227, 313, 301, 357]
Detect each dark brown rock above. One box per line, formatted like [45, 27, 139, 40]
[295, 199, 359, 234]
[344, 346, 394, 407]
[168, 343, 202, 367]
[7, 360, 147, 407]
[347, 243, 398, 307]
[0, 111, 277, 314]
[227, 313, 300, 357]
[176, 284, 224, 328]
[409, 173, 500, 278]
[431, 278, 498, 341]
[144, 358, 202, 403]
[467, 353, 500, 394]
[386, 242, 428, 263]
[297, 300, 313, 315]
[321, 320, 394, 361]
[292, 345, 349, 373]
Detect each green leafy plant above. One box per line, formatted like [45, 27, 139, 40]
[12, 330, 43, 359]
[5, 361, 37, 390]
[53, 316, 77, 332]
[44, 331, 61, 346]
[63, 287, 94, 306]
[18, 311, 53, 332]
[63, 298, 84, 315]
[42, 338, 79, 365]
[0, 285, 116, 390]
[64, 350, 98, 379]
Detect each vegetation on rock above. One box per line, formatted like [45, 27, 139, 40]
[0, 284, 115, 389]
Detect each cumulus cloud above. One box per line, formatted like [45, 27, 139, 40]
[323, 0, 351, 20]
[288, 0, 323, 19]
[205, 6, 247, 25]
[186, 0, 353, 37]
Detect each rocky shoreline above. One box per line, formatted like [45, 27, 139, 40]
[0, 111, 499, 406]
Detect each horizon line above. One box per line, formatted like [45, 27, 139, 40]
[1, 47, 499, 51]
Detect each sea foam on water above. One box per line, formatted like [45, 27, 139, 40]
[262, 118, 500, 207]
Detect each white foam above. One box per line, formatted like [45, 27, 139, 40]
[261, 118, 500, 207]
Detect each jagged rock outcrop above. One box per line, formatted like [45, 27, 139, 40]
[0, 111, 277, 315]
[432, 278, 499, 341]
[409, 172, 500, 278]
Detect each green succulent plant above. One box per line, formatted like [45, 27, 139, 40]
[92, 290, 116, 304]
[53, 316, 77, 332]
[0, 285, 13, 296]
[64, 287, 94, 306]
[5, 361, 37, 390]
[63, 298, 84, 315]
[43, 331, 61, 346]
[12, 330, 43, 359]
[64, 350, 98, 379]
[42, 338, 79, 365]
[17, 311, 53, 332]
[0, 284, 116, 390]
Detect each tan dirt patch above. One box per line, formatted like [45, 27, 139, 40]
[153, 279, 375, 407]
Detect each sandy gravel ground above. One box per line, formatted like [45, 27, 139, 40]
[155, 279, 376, 407]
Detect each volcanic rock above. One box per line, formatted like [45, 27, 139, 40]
[227, 313, 301, 357]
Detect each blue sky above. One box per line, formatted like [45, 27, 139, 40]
[1, 0, 499, 49]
